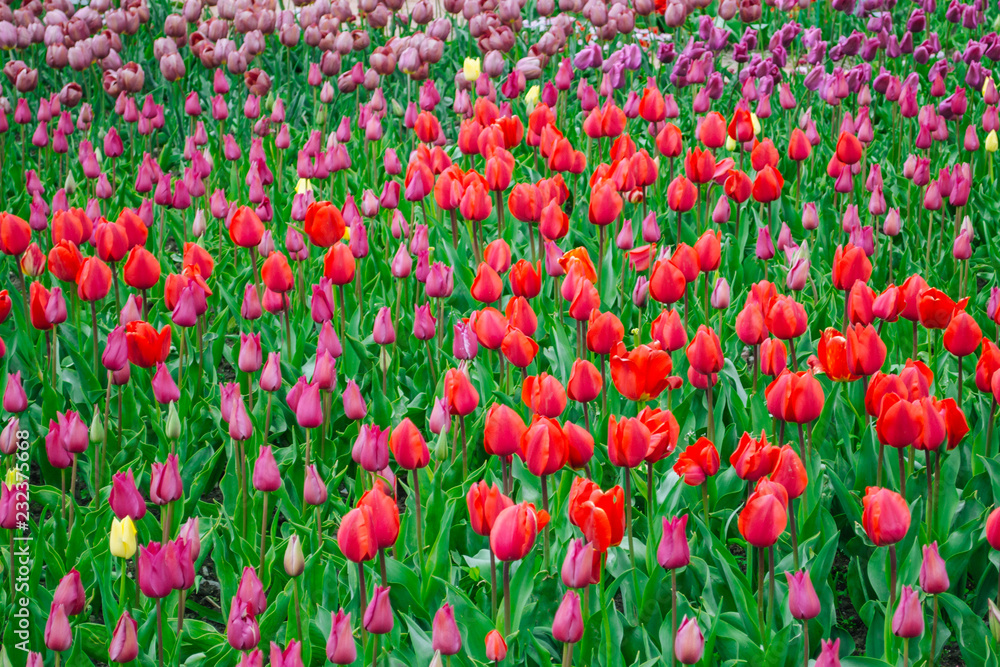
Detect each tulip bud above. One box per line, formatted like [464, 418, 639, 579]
[89, 407, 106, 444]
[284, 535, 304, 577]
[919, 542, 949, 595]
[110, 516, 137, 558]
[165, 403, 181, 440]
[109, 610, 139, 663]
[674, 616, 704, 665]
[552, 591, 583, 643]
[785, 569, 821, 620]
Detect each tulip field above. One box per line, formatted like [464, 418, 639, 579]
[6, 0, 1000, 665]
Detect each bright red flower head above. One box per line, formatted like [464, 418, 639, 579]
[673, 437, 720, 486]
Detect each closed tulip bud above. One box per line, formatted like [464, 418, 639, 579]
[491, 502, 547, 561]
[373, 307, 396, 345]
[327, 609, 356, 664]
[364, 585, 394, 634]
[150, 454, 183, 505]
[389, 418, 430, 469]
[674, 616, 704, 664]
[52, 569, 85, 616]
[786, 569, 821, 619]
[431, 603, 462, 655]
[278, 535, 303, 578]
[552, 591, 583, 643]
[253, 445, 282, 492]
[303, 464, 328, 506]
[342, 380, 367, 420]
[738, 482, 787, 547]
[608, 415, 650, 468]
[110, 516, 138, 558]
[919, 541, 949, 594]
[45, 603, 73, 652]
[658, 515, 690, 570]
[109, 610, 138, 663]
[561, 538, 596, 588]
[711, 278, 730, 309]
[892, 586, 924, 638]
[485, 630, 507, 662]
[862, 487, 911, 546]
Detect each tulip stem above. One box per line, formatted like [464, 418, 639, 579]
[412, 470, 424, 570]
[177, 589, 186, 641]
[358, 562, 368, 650]
[259, 493, 269, 573]
[291, 578, 303, 640]
[930, 595, 938, 667]
[889, 545, 898, 610]
[503, 561, 511, 634]
[372, 632, 379, 667]
[789, 498, 799, 570]
[704, 382, 714, 444]
[490, 550, 497, 621]
[756, 547, 765, 646]
[338, 284, 347, 342]
[802, 620, 809, 667]
[561, 641, 573, 667]
[700, 481, 711, 535]
[597, 225, 606, 289]
[459, 415, 468, 479]
[623, 471, 635, 570]
[250, 249, 261, 297]
[898, 448, 906, 498]
[767, 546, 775, 632]
[91, 300, 100, 384]
[876, 442, 885, 488]
[239, 440, 248, 537]
[541, 474, 551, 568]
[315, 506, 322, 549]
[902, 638, 909, 667]
[925, 450, 934, 532]
[670, 569, 677, 667]
[156, 599, 164, 667]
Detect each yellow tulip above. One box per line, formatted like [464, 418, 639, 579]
[750, 112, 762, 136]
[463, 57, 482, 83]
[986, 130, 998, 153]
[110, 517, 137, 559]
[4, 468, 24, 486]
[725, 135, 737, 151]
[295, 178, 313, 194]
[525, 85, 540, 107]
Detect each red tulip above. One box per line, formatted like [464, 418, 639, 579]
[845, 324, 887, 376]
[389, 418, 429, 470]
[484, 403, 527, 457]
[230, 205, 266, 248]
[673, 437, 720, 486]
[125, 321, 172, 368]
[610, 342, 673, 402]
[490, 502, 548, 561]
[607, 415, 650, 468]
[337, 506, 377, 562]
[739, 483, 787, 548]
[730, 431, 777, 482]
[861, 486, 911, 546]
[567, 477, 624, 552]
[520, 415, 569, 476]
